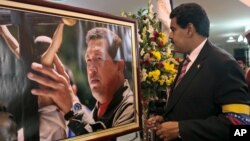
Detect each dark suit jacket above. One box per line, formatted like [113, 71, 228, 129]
[166, 40, 250, 141]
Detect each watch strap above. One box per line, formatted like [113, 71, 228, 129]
[64, 110, 74, 121]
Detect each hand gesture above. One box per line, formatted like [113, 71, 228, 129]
[27, 55, 74, 113]
[146, 115, 164, 130]
[155, 121, 180, 141]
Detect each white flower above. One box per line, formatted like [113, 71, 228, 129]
[148, 25, 154, 38]
[142, 26, 147, 41]
[120, 11, 126, 17]
[141, 68, 148, 82]
[168, 58, 179, 65]
[148, 3, 154, 19]
[140, 48, 145, 56]
[143, 18, 149, 24]
[166, 44, 172, 55]
[138, 33, 143, 43]
[150, 41, 157, 47]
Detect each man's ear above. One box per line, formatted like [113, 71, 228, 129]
[186, 23, 195, 37]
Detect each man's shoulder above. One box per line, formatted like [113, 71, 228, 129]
[206, 44, 235, 64]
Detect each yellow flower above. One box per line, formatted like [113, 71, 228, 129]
[164, 61, 175, 73]
[158, 75, 167, 86]
[158, 32, 167, 45]
[158, 79, 165, 86]
[159, 32, 167, 38]
[148, 69, 160, 82]
[166, 79, 172, 86]
[151, 51, 161, 60]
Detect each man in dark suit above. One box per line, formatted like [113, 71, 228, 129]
[147, 3, 250, 141]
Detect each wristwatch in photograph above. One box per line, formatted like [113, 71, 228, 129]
[64, 102, 82, 121]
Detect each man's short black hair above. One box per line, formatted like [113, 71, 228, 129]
[170, 3, 210, 37]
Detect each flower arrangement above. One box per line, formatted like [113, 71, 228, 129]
[121, 0, 179, 98]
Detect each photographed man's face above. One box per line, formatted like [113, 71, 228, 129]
[85, 38, 119, 102]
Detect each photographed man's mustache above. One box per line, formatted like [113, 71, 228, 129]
[90, 76, 100, 81]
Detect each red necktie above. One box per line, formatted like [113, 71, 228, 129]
[175, 56, 191, 87]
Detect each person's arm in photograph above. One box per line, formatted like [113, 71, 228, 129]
[66, 105, 97, 136]
[28, 55, 74, 114]
[0, 25, 20, 59]
[27, 55, 75, 140]
[41, 22, 64, 67]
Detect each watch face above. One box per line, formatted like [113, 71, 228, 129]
[72, 103, 82, 112]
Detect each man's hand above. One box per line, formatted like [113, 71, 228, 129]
[146, 115, 164, 130]
[27, 55, 74, 113]
[155, 121, 180, 141]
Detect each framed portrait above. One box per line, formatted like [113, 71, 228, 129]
[0, 0, 141, 140]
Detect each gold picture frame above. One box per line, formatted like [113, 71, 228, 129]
[0, 0, 141, 140]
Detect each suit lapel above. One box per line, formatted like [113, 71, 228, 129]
[165, 41, 212, 114]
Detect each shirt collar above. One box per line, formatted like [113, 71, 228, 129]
[188, 38, 207, 63]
